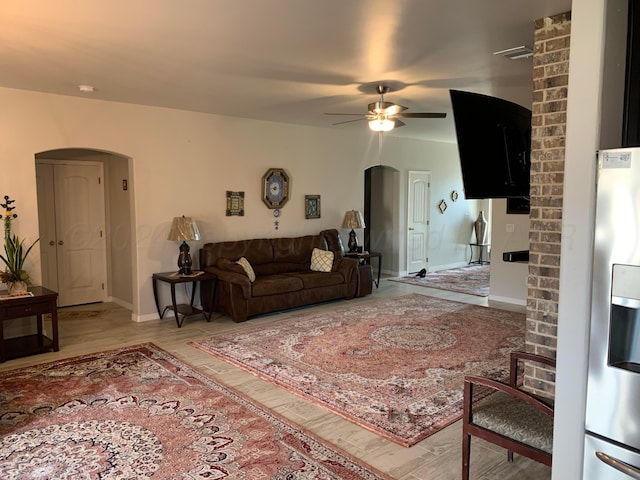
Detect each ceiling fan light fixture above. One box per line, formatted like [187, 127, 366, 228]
[368, 117, 395, 132]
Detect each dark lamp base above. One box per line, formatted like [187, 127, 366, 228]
[347, 229, 358, 253]
[177, 241, 193, 275]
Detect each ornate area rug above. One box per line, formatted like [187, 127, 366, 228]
[57, 309, 105, 320]
[0, 343, 392, 479]
[389, 265, 490, 296]
[191, 294, 524, 446]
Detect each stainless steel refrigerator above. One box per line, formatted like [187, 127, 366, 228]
[584, 147, 640, 478]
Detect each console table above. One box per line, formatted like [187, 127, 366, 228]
[152, 271, 217, 327]
[0, 286, 59, 362]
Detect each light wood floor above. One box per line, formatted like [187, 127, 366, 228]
[0, 277, 551, 480]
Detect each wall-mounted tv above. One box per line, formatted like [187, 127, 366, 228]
[449, 89, 532, 199]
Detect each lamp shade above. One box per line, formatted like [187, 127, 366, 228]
[167, 216, 201, 241]
[342, 210, 365, 229]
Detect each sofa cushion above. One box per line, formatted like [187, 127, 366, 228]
[201, 238, 274, 269]
[236, 257, 256, 282]
[217, 258, 248, 276]
[272, 235, 326, 262]
[310, 248, 334, 272]
[284, 271, 345, 289]
[252, 274, 303, 297]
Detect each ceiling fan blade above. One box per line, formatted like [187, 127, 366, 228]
[331, 117, 366, 125]
[368, 101, 407, 115]
[394, 112, 447, 119]
[324, 112, 366, 116]
[384, 104, 408, 115]
[393, 119, 406, 128]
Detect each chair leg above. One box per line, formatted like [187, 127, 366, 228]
[507, 450, 514, 463]
[462, 432, 471, 480]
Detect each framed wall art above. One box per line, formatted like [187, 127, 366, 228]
[226, 191, 245, 216]
[305, 195, 321, 219]
[262, 168, 290, 209]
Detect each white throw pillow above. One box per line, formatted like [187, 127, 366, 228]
[310, 248, 334, 273]
[236, 257, 256, 282]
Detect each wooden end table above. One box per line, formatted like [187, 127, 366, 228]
[0, 286, 59, 363]
[344, 251, 382, 288]
[152, 271, 217, 328]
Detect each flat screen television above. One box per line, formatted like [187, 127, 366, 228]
[449, 89, 532, 199]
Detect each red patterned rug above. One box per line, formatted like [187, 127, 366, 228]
[191, 294, 524, 447]
[389, 265, 490, 296]
[0, 343, 392, 479]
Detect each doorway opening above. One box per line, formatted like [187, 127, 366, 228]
[35, 148, 134, 309]
[364, 165, 399, 277]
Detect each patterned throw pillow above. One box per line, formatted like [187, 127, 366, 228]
[236, 257, 256, 282]
[310, 248, 334, 273]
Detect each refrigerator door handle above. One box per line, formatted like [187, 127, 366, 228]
[597, 451, 640, 479]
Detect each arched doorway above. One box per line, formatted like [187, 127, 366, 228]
[35, 148, 134, 309]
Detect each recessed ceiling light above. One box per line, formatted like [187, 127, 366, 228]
[493, 46, 533, 59]
[78, 85, 95, 93]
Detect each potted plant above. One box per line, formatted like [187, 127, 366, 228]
[0, 196, 38, 295]
[0, 233, 38, 294]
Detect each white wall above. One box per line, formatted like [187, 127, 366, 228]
[489, 198, 530, 304]
[0, 86, 510, 319]
[105, 154, 133, 307]
[553, 1, 626, 478]
[373, 136, 488, 275]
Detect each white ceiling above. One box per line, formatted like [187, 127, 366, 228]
[0, 0, 571, 143]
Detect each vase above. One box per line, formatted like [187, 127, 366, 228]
[474, 211, 488, 244]
[8, 281, 28, 295]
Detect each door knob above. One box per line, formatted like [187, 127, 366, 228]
[408, 227, 415, 231]
[58, 240, 64, 245]
[49, 241, 55, 246]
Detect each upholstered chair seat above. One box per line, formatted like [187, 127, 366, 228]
[462, 351, 556, 480]
[472, 390, 554, 453]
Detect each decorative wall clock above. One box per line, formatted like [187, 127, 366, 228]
[262, 168, 290, 209]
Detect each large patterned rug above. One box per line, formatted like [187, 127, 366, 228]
[191, 294, 524, 447]
[389, 265, 490, 297]
[0, 343, 392, 479]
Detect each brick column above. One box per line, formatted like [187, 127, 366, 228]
[525, 12, 571, 397]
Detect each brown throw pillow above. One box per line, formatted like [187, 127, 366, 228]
[217, 258, 248, 276]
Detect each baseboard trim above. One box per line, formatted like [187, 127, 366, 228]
[488, 294, 526, 306]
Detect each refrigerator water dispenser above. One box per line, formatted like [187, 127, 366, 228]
[610, 264, 640, 373]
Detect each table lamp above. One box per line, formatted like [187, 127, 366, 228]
[342, 210, 365, 253]
[167, 216, 201, 275]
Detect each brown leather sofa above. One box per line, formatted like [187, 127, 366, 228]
[199, 229, 359, 322]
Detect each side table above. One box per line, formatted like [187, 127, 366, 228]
[344, 251, 382, 288]
[0, 286, 59, 363]
[152, 271, 217, 328]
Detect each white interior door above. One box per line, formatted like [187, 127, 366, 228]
[36, 163, 59, 291]
[52, 163, 107, 306]
[407, 171, 431, 274]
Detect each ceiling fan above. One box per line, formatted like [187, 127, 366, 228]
[325, 85, 446, 132]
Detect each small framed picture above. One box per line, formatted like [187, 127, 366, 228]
[226, 191, 245, 216]
[305, 195, 321, 219]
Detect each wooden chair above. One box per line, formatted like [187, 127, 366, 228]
[462, 351, 555, 480]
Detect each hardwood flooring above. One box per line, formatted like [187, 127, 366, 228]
[0, 277, 551, 480]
